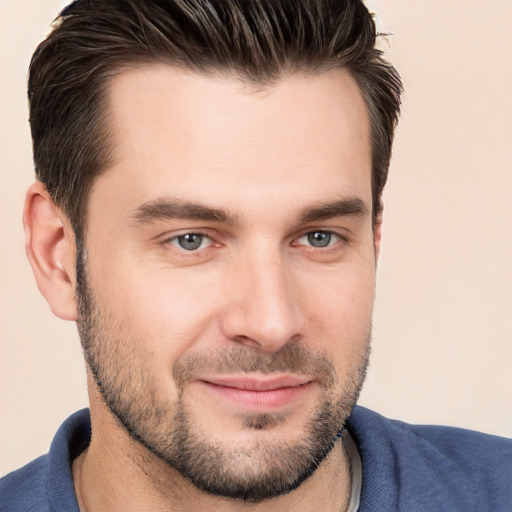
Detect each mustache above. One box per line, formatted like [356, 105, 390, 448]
[172, 343, 337, 390]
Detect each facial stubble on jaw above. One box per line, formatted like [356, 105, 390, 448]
[75, 246, 371, 503]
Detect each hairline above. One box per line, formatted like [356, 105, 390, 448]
[73, 60, 379, 241]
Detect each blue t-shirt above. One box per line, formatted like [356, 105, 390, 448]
[1, 406, 510, 511]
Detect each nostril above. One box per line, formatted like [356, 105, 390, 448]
[230, 331, 302, 354]
[231, 335, 263, 350]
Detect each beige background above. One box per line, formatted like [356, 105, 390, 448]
[1, 0, 511, 477]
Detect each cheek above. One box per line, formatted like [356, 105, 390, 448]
[89, 256, 224, 360]
[299, 258, 375, 359]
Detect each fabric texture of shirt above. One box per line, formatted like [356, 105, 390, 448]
[1, 406, 510, 511]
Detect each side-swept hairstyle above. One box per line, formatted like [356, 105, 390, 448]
[28, 0, 402, 237]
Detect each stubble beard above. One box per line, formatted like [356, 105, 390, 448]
[75, 247, 371, 503]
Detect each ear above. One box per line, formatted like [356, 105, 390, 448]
[373, 204, 383, 261]
[23, 182, 78, 321]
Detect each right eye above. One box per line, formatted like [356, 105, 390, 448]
[167, 233, 212, 251]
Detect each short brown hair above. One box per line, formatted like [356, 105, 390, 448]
[28, 0, 402, 236]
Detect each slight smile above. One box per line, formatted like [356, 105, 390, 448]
[197, 375, 315, 412]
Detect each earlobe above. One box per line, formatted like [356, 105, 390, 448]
[23, 182, 78, 321]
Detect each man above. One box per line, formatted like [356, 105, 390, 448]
[0, 0, 510, 510]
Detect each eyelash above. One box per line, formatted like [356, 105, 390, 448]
[165, 231, 214, 252]
[163, 229, 347, 254]
[294, 231, 344, 250]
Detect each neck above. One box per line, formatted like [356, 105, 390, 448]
[73, 381, 353, 512]
[72, 417, 352, 512]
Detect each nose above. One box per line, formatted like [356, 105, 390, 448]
[219, 249, 304, 353]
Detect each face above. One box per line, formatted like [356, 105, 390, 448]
[77, 66, 376, 501]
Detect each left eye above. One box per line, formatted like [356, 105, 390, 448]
[297, 231, 339, 248]
[170, 233, 211, 251]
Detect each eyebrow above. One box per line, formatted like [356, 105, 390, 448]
[130, 198, 239, 225]
[298, 197, 369, 223]
[130, 196, 369, 226]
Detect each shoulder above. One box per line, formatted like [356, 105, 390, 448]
[0, 409, 90, 512]
[0, 455, 50, 511]
[348, 406, 512, 512]
[349, 405, 511, 466]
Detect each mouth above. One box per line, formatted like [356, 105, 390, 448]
[196, 375, 315, 412]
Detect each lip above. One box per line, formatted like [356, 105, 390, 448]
[197, 375, 314, 411]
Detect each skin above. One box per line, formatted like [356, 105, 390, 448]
[24, 66, 380, 511]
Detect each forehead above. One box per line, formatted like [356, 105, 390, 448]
[91, 65, 372, 219]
